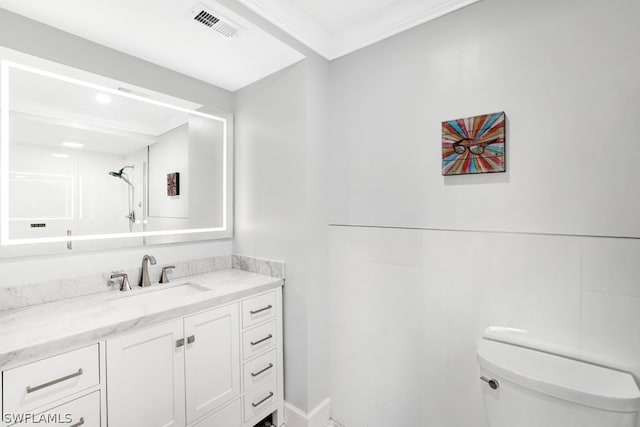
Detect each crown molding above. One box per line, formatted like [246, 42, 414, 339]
[235, 0, 332, 58]
[236, 0, 482, 60]
[328, 0, 482, 59]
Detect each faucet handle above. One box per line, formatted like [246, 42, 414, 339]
[110, 273, 132, 292]
[160, 265, 176, 284]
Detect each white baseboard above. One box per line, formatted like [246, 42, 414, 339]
[283, 402, 307, 427]
[283, 398, 330, 427]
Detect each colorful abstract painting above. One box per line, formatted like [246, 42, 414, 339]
[442, 112, 506, 176]
[167, 172, 180, 196]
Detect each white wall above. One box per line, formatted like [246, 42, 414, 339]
[0, 8, 233, 277]
[327, 0, 640, 426]
[329, 0, 640, 238]
[148, 116, 224, 225]
[304, 55, 330, 410]
[188, 115, 224, 229]
[6, 144, 140, 251]
[234, 57, 330, 413]
[76, 151, 135, 236]
[330, 227, 640, 426]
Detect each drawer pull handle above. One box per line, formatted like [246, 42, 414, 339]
[250, 305, 273, 315]
[251, 363, 274, 377]
[70, 417, 85, 427]
[187, 335, 195, 344]
[176, 338, 185, 348]
[251, 334, 273, 346]
[251, 391, 274, 408]
[26, 369, 83, 393]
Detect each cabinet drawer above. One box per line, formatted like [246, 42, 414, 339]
[9, 390, 100, 426]
[193, 398, 241, 427]
[3, 345, 100, 416]
[242, 321, 276, 360]
[241, 292, 276, 329]
[243, 378, 277, 423]
[243, 350, 277, 392]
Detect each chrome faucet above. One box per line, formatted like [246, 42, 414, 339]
[139, 254, 157, 287]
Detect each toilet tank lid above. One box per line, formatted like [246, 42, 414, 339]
[477, 338, 640, 412]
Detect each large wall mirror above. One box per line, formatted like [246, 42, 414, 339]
[0, 48, 233, 256]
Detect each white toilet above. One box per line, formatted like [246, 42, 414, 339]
[477, 328, 640, 427]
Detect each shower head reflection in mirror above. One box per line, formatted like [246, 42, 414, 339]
[109, 166, 135, 231]
[0, 50, 233, 253]
[109, 166, 134, 186]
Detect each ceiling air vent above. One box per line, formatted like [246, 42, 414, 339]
[189, 3, 244, 38]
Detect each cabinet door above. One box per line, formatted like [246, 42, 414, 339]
[184, 304, 240, 424]
[192, 399, 241, 427]
[106, 319, 185, 427]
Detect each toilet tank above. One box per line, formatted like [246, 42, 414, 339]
[477, 332, 640, 427]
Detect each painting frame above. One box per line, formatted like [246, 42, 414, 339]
[442, 111, 506, 176]
[167, 172, 180, 196]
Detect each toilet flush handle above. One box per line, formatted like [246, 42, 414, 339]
[480, 376, 500, 390]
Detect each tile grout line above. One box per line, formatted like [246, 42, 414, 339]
[328, 223, 640, 240]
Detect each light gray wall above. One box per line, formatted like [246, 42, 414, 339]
[304, 54, 330, 409]
[327, 0, 640, 426]
[234, 56, 330, 413]
[0, 8, 233, 282]
[329, 0, 640, 238]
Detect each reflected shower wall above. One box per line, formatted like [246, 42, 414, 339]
[7, 143, 146, 253]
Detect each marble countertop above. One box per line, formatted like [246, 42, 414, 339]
[0, 269, 283, 369]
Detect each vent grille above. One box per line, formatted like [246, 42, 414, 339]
[194, 10, 219, 27]
[189, 3, 243, 38]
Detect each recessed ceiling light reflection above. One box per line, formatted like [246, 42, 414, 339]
[61, 141, 84, 148]
[96, 93, 111, 104]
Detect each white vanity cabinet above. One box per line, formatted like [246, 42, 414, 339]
[240, 292, 283, 426]
[16, 391, 101, 427]
[106, 304, 241, 427]
[106, 319, 186, 427]
[106, 288, 283, 427]
[1, 344, 103, 427]
[184, 304, 240, 423]
[0, 282, 283, 427]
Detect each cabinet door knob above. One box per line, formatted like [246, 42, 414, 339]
[70, 417, 85, 427]
[176, 338, 185, 348]
[187, 335, 195, 344]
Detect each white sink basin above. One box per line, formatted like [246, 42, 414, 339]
[148, 282, 210, 298]
[112, 282, 210, 306]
